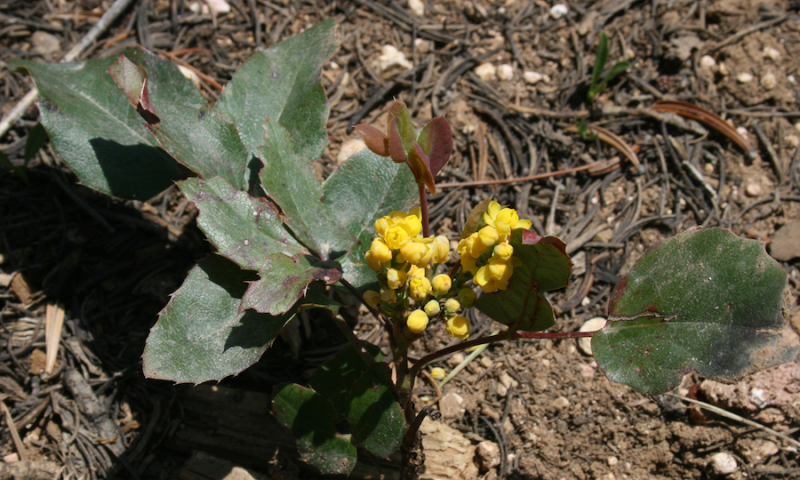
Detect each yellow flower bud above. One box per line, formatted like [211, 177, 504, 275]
[493, 242, 514, 260]
[478, 226, 499, 248]
[400, 241, 430, 266]
[430, 367, 446, 380]
[384, 225, 410, 250]
[432, 274, 452, 295]
[363, 290, 380, 308]
[386, 268, 407, 289]
[407, 309, 429, 334]
[370, 238, 393, 263]
[408, 264, 426, 279]
[467, 232, 489, 258]
[408, 276, 432, 301]
[460, 253, 478, 275]
[380, 289, 397, 304]
[457, 288, 477, 308]
[431, 235, 450, 264]
[495, 208, 520, 234]
[401, 214, 423, 237]
[446, 315, 470, 340]
[364, 251, 382, 272]
[374, 216, 391, 237]
[517, 219, 532, 230]
[444, 298, 460, 313]
[424, 300, 440, 316]
[474, 265, 503, 293]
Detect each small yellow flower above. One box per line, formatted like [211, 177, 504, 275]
[446, 315, 470, 340]
[493, 242, 514, 260]
[478, 226, 499, 248]
[431, 235, 450, 264]
[384, 225, 410, 250]
[457, 288, 477, 308]
[430, 367, 446, 380]
[460, 252, 478, 274]
[407, 309, 429, 334]
[424, 300, 440, 316]
[374, 216, 391, 237]
[370, 238, 393, 263]
[431, 274, 452, 295]
[364, 251, 382, 272]
[409, 276, 432, 301]
[482, 201, 532, 238]
[386, 268, 407, 289]
[444, 298, 460, 313]
[380, 289, 397, 304]
[408, 264, 426, 279]
[400, 240, 433, 267]
[363, 290, 380, 308]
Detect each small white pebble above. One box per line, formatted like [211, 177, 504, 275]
[737, 126, 749, 138]
[709, 452, 738, 475]
[550, 3, 568, 19]
[763, 46, 781, 61]
[745, 182, 762, 197]
[408, 0, 424, 16]
[789, 75, 796, 84]
[552, 396, 570, 409]
[718, 62, 729, 76]
[737, 72, 753, 83]
[607, 456, 619, 466]
[578, 317, 607, 356]
[414, 38, 432, 54]
[374, 45, 413, 76]
[204, 0, 230, 14]
[699, 55, 716, 69]
[785, 135, 799, 147]
[496, 64, 514, 81]
[523, 71, 544, 84]
[704, 163, 714, 173]
[474, 63, 496, 81]
[329, 61, 340, 70]
[761, 72, 777, 90]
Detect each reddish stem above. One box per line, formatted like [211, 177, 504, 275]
[514, 330, 595, 339]
[418, 182, 430, 237]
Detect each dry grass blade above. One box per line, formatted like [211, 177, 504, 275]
[566, 124, 642, 172]
[45, 303, 65, 375]
[1, 400, 28, 461]
[653, 100, 756, 159]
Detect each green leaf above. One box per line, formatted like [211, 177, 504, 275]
[143, 255, 292, 383]
[345, 364, 405, 459]
[297, 287, 343, 316]
[593, 227, 799, 396]
[215, 19, 338, 162]
[589, 60, 631, 101]
[588, 31, 609, 101]
[10, 48, 200, 199]
[240, 254, 342, 316]
[272, 383, 358, 475]
[178, 176, 306, 271]
[258, 120, 353, 259]
[23, 123, 49, 164]
[308, 343, 384, 415]
[475, 229, 573, 332]
[321, 148, 418, 290]
[575, 119, 598, 141]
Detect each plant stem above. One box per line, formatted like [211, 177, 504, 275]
[515, 330, 594, 339]
[339, 278, 393, 330]
[418, 182, 429, 237]
[408, 330, 511, 383]
[331, 315, 374, 366]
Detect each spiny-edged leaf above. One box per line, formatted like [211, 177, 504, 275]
[143, 255, 293, 383]
[475, 229, 572, 332]
[321, 148, 418, 290]
[178, 176, 306, 271]
[346, 364, 405, 459]
[258, 120, 353, 260]
[148, 101, 250, 190]
[240, 253, 342, 316]
[23, 123, 49, 164]
[416, 118, 453, 176]
[272, 383, 358, 475]
[593, 227, 799, 396]
[215, 19, 338, 162]
[107, 53, 159, 124]
[10, 48, 200, 199]
[309, 343, 384, 415]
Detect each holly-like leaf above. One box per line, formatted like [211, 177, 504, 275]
[309, 343, 384, 415]
[321, 148, 418, 290]
[179, 176, 305, 270]
[215, 19, 338, 163]
[475, 229, 572, 332]
[258, 120, 353, 260]
[417, 117, 453, 176]
[593, 227, 799, 396]
[143, 255, 292, 383]
[272, 383, 358, 475]
[10, 48, 199, 199]
[240, 254, 342, 316]
[345, 364, 405, 459]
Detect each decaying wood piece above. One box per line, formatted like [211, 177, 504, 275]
[63, 368, 124, 455]
[418, 420, 479, 480]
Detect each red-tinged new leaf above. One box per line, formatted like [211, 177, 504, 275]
[388, 101, 416, 152]
[387, 117, 407, 164]
[410, 142, 436, 194]
[107, 54, 160, 125]
[417, 117, 453, 176]
[354, 124, 389, 157]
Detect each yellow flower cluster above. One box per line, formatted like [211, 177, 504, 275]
[458, 201, 531, 293]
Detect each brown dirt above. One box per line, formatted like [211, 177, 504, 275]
[1, 0, 800, 479]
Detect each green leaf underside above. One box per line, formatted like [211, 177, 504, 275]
[309, 343, 385, 416]
[148, 101, 250, 190]
[321, 148, 418, 290]
[240, 253, 341, 316]
[10, 48, 200, 199]
[215, 19, 338, 163]
[143, 255, 292, 383]
[258, 120, 353, 259]
[346, 364, 405, 459]
[475, 230, 572, 332]
[593, 227, 798, 395]
[272, 383, 357, 475]
[178, 176, 305, 271]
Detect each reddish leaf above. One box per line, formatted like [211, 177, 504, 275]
[388, 101, 416, 152]
[354, 124, 389, 157]
[387, 117, 407, 164]
[107, 54, 160, 125]
[409, 142, 436, 194]
[417, 117, 453, 176]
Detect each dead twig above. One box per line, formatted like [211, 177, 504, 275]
[565, 124, 643, 172]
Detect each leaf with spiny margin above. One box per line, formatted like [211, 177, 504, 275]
[272, 383, 357, 475]
[10, 48, 198, 199]
[475, 229, 572, 332]
[258, 120, 353, 260]
[309, 343, 385, 416]
[143, 255, 293, 383]
[240, 254, 342, 316]
[178, 176, 305, 271]
[321, 148, 417, 290]
[297, 287, 342, 316]
[593, 227, 799, 396]
[215, 19, 338, 163]
[345, 364, 405, 459]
